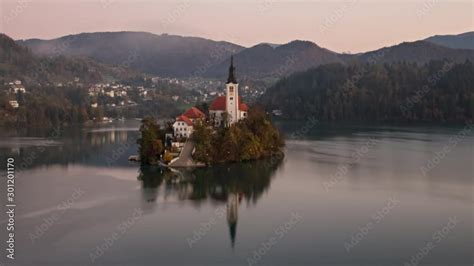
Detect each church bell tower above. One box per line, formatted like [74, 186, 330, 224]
[226, 55, 239, 125]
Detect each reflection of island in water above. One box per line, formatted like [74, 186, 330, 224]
[138, 157, 283, 248]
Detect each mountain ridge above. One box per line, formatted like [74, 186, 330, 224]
[16, 31, 474, 79]
[424, 32, 474, 50]
[357, 40, 474, 64]
[17, 31, 244, 78]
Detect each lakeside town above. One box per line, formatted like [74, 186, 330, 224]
[3, 76, 266, 121]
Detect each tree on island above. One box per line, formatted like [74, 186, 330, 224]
[137, 117, 165, 165]
[192, 106, 284, 164]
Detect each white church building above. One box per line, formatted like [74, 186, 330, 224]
[209, 56, 248, 127]
[172, 56, 248, 138]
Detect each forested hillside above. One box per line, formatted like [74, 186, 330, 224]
[260, 60, 474, 122]
[18, 32, 243, 78]
[0, 34, 188, 127]
[1, 34, 133, 85]
[19, 31, 474, 80]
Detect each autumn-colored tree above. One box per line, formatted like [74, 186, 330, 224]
[192, 107, 284, 164]
[192, 120, 214, 164]
[137, 117, 165, 165]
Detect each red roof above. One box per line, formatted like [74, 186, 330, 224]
[209, 96, 248, 111]
[182, 107, 205, 119]
[239, 103, 248, 112]
[176, 115, 193, 126]
[209, 96, 226, 110]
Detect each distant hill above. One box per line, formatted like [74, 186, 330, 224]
[18, 31, 244, 78]
[1, 34, 132, 84]
[17, 33, 348, 79]
[217, 39, 474, 80]
[424, 32, 474, 50]
[259, 43, 281, 48]
[357, 41, 474, 64]
[17, 31, 474, 79]
[207, 40, 349, 79]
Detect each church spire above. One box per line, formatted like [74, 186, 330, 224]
[227, 55, 237, 84]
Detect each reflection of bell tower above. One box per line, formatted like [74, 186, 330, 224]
[227, 192, 239, 248]
[225, 55, 239, 125]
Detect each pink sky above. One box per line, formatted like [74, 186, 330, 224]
[1, 0, 472, 53]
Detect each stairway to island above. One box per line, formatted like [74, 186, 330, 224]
[169, 140, 205, 168]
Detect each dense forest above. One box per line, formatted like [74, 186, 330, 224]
[260, 60, 474, 122]
[0, 85, 91, 126]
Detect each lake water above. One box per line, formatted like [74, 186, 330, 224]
[0, 121, 472, 266]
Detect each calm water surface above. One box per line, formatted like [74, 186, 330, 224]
[0, 121, 472, 266]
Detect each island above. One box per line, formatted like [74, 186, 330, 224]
[136, 57, 284, 166]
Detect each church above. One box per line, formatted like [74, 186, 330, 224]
[172, 56, 248, 138]
[209, 56, 248, 127]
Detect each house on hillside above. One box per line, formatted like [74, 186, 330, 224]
[8, 80, 26, 94]
[9, 100, 19, 108]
